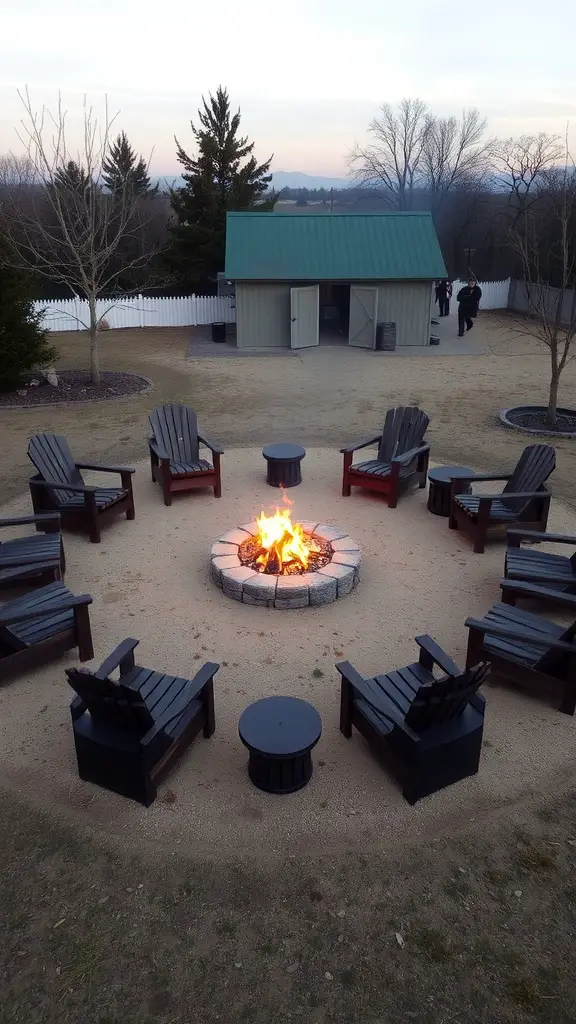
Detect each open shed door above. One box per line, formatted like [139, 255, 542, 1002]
[348, 286, 378, 348]
[290, 286, 319, 348]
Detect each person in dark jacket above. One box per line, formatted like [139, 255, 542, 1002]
[436, 278, 452, 316]
[457, 278, 482, 336]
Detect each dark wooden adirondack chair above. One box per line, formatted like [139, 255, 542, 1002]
[0, 513, 65, 588]
[28, 434, 135, 544]
[66, 638, 219, 805]
[466, 599, 576, 714]
[337, 635, 488, 803]
[449, 445, 555, 553]
[148, 404, 224, 506]
[0, 581, 93, 682]
[504, 528, 576, 597]
[340, 407, 430, 508]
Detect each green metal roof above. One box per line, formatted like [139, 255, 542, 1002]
[225, 211, 447, 281]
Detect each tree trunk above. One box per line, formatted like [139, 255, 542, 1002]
[547, 368, 559, 427]
[88, 294, 100, 386]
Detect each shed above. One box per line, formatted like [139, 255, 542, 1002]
[224, 211, 447, 350]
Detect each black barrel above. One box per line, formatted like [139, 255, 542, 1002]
[211, 321, 226, 343]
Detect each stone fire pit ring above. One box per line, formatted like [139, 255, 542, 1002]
[210, 521, 360, 609]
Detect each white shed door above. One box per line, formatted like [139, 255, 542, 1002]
[290, 286, 319, 348]
[348, 286, 378, 348]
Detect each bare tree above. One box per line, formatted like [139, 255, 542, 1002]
[505, 155, 576, 426]
[421, 109, 491, 203]
[492, 133, 564, 222]
[0, 89, 166, 385]
[349, 98, 429, 209]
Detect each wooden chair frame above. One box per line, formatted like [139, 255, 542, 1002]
[0, 587, 93, 683]
[0, 513, 65, 587]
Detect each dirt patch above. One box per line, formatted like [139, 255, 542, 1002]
[0, 370, 151, 408]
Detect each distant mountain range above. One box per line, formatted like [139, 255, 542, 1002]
[271, 171, 351, 191]
[151, 171, 351, 192]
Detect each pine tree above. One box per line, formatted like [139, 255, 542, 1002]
[102, 132, 156, 195]
[169, 86, 274, 289]
[53, 160, 91, 196]
[0, 245, 56, 392]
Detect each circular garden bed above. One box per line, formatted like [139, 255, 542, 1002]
[0, 370, 152, 408]
[500, 405, 576, 438]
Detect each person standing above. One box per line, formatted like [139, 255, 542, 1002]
[437, 278, 452, 317]
[457, 277, 482, 336]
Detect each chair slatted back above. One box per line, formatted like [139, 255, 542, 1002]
[536, 618, 576, 677]
[502, 445, 555, 513]
[149, 404, 199, 464]
[66, 667, 154, 733]
[28, 434, 83, 505]
[378, 407, 429, 463]
[405, 662, 489, 731]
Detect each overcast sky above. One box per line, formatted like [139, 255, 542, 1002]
[1, 0, 575, 177]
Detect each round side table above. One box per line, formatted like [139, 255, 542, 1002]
[239, 696, 322, 794]
[427, 465, 473, 517]
[262, 443, 306, 487]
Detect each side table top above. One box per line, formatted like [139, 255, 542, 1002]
[428, 465, 473, 484]
[239, 696, 322, 757]
[262, 443, 306, 462]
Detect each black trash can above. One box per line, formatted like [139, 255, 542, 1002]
[211, 321, 226, 343]
[375, 322, 396, 351]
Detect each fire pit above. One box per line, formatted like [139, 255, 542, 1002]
[210, 504, 360, 609]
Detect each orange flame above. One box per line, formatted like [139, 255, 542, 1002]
[255, 504, 319, 573]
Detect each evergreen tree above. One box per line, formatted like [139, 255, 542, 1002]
[0, 246, 56, 392]
[102, 132, 156, 195]
[53, 160, 91, 196]
[169, 86, 274, 289]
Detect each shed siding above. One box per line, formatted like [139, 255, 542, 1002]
[236, 282, 291, 348]
[376, 282, 433, 347]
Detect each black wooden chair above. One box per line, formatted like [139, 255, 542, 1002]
[449, 445, 555, 553]
[337, 636, 488, 804]
[28, 434, 135, 544]
[66, 638, 219, 805]
[505, 529, 576, 595]
[340, 406, 430, 508]
[148, 404, 223, 506]
[0, 581, 93, 683]
[466, 599, 576, 714]
[0, 513, 65, 588]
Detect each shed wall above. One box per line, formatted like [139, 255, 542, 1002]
[376, 282, 433, 347]
[236, 282, 291, 348]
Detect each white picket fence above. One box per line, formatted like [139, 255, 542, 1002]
[33, 294, 236, 332]
[451, 279, 510, 310]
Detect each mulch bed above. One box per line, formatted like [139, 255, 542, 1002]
[0, 370, 151, 408]
[507, 408, 576, 433]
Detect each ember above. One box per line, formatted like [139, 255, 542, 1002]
[238, 505, 332, 576]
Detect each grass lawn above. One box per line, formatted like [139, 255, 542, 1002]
[1, 319, 575, 1023]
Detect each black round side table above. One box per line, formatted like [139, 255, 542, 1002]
[239, 696, 322, 794]
[427, 465, 473, 517]
[262, 443, 306, 487]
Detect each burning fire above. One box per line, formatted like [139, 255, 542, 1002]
[255, 505, 320, 574]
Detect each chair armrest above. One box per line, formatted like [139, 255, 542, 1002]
[0, 552, 61, 568]
[0, 593, 92, 625]
[507, 529, 576, 546]
[148, 437, 171, 461]
[500, 579, 576, 608]
[335, 661, 416, 736]
[477, 490, 550, 503]
[457, 473, 512, 484]
[198, 434, 224, 455]
[0, 513, 61, 529]
[465, 617, 576, 652]
[415, 634, 459, 676]
[340, 435, 381, 454]
[76, 462, 135, 475]
[28, 478, 98, 494]
[94, 638, 140, 680]
[70, 694, 88, 720]
[140, 662, 219, 741]
[392, 443, 430, 467]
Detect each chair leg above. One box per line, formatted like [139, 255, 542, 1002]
[473, 529, 485, 555]
[213, 454, 222, 498]
[89, 517, 101, 543]
[342, 455, 352, 497]
[74, 604, 94, 662]
[339, 678, 353, 738]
